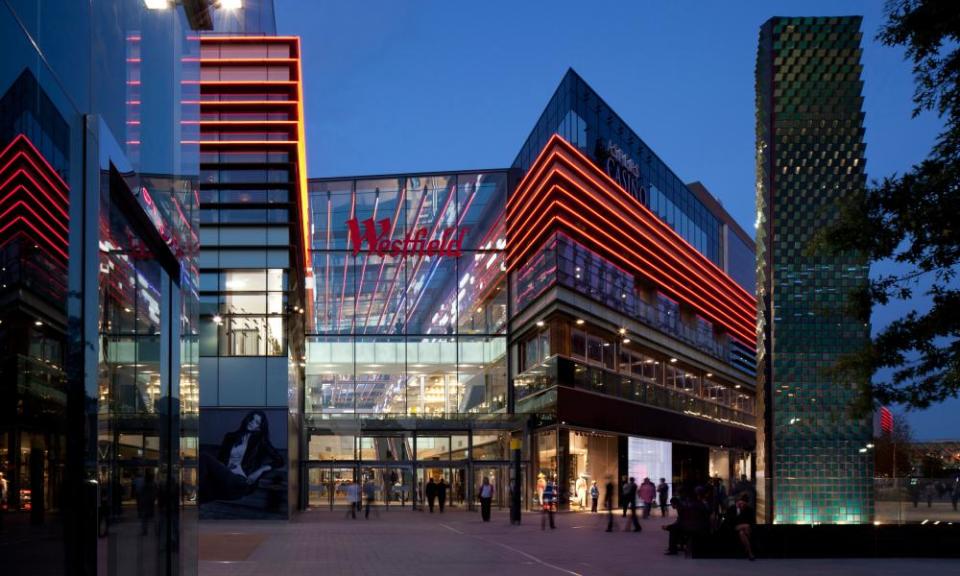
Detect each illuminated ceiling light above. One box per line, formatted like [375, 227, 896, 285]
[734, 384, 741, 389]
[212, 314, 223, 325]
[34, 320, 43, 326]
[575, 319, 585, 325]
[144, 0, 169, 8]
[124, 307, 132, 313]
[866, 443, 874, 449]
[622, 338, 630, 344]
[618, 327, 626, 335]
[706, 373, 713, 378]
[669, 358, 677, 363]
[535, 320, 544, 327]
[219, 0, 242, 8]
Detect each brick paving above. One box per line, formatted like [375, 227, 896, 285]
[199, 508, 959, 576]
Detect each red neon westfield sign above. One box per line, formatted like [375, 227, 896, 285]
[347, 217, 467, 258]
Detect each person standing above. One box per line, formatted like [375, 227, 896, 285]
[479, 476, 494, 522]
[639, 477, 656, 519]
[590, 481, 599, 513]
[951, 475, 959, 512]
[624, 477, 641, 532]
[425, 477, 437, 513]
[437, 478, 448, 513]
[0, 471, 7, 533]
[657, 478, 670, 517]
[541, 479, 556, 530]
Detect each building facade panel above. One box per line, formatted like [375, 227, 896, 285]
[755, 16, 873, 524]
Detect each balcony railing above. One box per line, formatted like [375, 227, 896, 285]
[516, 355, 755, 429]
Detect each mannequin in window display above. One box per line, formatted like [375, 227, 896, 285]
[575, 475, 587, 509]
[536, 473, 546, 505]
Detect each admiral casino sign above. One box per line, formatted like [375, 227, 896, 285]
[347, 217, 467, 258]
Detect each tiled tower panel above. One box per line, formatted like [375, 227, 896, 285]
[755, 16, 873, 524]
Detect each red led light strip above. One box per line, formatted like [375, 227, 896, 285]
[0, 134, 70, 264]
[509, 135, 754, 308]
[507, 135, 755, 347]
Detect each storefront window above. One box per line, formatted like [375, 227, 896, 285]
[567, 431, 618, 511]
[534, 429, 558, 505]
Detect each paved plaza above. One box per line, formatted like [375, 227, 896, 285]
[199, 508, 959, 576]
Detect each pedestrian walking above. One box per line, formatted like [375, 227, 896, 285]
[345, 480, 359, 519]
[541, 479, 556, 529]
[479, 476, 494, 522]
[926, 481, 936, 508]
[604, 476, 615, 532]
[425, 478, 437, 513]
[620, 475, 630, 517]
[437, 478, 448, 513]
[639, 477, 656, 519]
[590, 480, 599, 513]
[657, 477, 670, 517]
[624, 477, 641, 532]
[363, 478, 377, 519]
[134, 469, 157, 536]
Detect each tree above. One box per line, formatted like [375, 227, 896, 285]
[814, 0, 960, 412]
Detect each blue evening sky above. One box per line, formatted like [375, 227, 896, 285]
[278, 0, 957, 440]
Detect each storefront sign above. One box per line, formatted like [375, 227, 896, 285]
[604, 140, 646, 201]
[347, 217, 467, 258]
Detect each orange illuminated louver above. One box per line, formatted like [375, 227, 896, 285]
[506, 134, 756, 347]
[198, 35, 312, 318]
[0, 134, 70, 262]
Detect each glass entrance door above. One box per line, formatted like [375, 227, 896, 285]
[307, 467, 357, 509]
[474, 464, 509, 509]
[416, 465, 466, 510]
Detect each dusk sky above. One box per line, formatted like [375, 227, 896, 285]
[278, 0, 956, 440]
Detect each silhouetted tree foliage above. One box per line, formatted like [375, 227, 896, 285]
[814, 0, 960, 412]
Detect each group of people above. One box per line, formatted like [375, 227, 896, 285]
[909, 476, 960, 510]
[343, 478, 380, 519]
[423, 477, 450, 513]
[662, 484, 756, 560]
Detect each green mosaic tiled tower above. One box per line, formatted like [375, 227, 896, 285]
[755, 16, 873, 524]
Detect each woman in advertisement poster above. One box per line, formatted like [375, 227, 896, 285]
[199, 410, 284, 503]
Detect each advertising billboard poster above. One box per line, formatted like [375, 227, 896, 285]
[199, 408, 288, 519]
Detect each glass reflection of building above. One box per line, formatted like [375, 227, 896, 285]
[2, 1, 204, 574]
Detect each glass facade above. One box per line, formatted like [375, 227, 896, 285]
[1, 1, 202, 574]
[756, 16, 873, 524]
[512, 69, 722, 265]
[306, 173, 509, 416]
[511, 231, 740, 367]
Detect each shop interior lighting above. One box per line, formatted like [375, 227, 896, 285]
[575, 319, 585, 325]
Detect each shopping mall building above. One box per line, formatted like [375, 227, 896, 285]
[1, 0, 762, 571]
[291, 72, 758, 512]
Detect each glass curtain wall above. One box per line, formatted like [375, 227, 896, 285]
[305, 172, 508, 417]
[511, 69, 721, 264]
